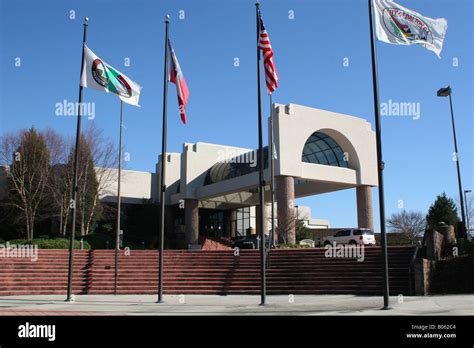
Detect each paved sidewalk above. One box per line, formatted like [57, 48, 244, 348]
[0, 294, 472, 315]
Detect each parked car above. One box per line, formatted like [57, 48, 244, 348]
[322, 228, 376, 246]
[233, 234, 270, 249]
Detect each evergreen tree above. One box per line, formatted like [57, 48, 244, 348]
[426, 192, 459, 228]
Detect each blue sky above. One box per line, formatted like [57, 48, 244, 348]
[0, 0, 472, 230]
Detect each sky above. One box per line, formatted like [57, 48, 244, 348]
[0, 0, 473, 231]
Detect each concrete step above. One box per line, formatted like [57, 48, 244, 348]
[0, 247, 415, 296]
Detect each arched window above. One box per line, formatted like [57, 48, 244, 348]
[302, 132, 348, 168]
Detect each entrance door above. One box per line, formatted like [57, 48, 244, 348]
[199, 209, 224, 238]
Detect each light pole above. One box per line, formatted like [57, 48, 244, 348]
[437, 86, 467, 239]
[464, 190, 472, 236]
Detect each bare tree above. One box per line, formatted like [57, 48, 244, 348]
[44, 125, 118, 236]
[387, 210, 426, 243]
[43, 129, 72, 237]
[277, 211, 297, 245]
[0, 125, 118, 239]
[0, 129, 50, 240]
[79, 125, 118, 235]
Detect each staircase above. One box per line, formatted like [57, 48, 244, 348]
[0, 250, 90, 296]
[266, 246, 413, 294]
[0, 247, 414, 296]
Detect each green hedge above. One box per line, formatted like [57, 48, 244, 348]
[430, 255, 474, 294]
[7, 238, 91, 250]
[5, 233, 146, 250]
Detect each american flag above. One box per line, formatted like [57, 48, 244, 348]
[258, 10, 279, 95]
[169, 39, 189, 124]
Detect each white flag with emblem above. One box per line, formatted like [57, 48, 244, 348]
[80, 45, 142, 106]
[373, 0, 448, 58]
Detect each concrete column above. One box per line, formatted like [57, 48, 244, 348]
[414, 259, 435, 295]
[256, 204, 268, 236]
[230, 210, 237, 237]
[185, 199, 199, 247]
[276, 176, 296, 244]
[356, 185, 374, 230]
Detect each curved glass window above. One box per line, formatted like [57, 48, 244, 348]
[302, 132, 348, 168]
[204, 147, 269, 186]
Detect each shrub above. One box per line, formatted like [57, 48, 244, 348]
[296, 221, 313, 242]
[7, 238, 90, 249]
[275, 243, 310, 249]
[36, 235, 50, 240]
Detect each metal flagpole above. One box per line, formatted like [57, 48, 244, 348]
[114, 101, 124, 295]
[447, 91, 467, 239]
[368, 0, 390, 309]
[269, 94, 275, 249]
[255, 2, 266, 306]
[66, 16, 89, 302]
[157, 14, 170, 303]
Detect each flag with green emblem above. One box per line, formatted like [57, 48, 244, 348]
[373, 0, 448, 58]
[80, 45, 142, 106]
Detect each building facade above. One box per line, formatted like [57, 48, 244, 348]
[155, 103, 378, 247]
[0, 103, 378, 247]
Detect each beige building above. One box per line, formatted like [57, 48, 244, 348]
[155, 103, 378, 247]
[0, 103, 378, 247]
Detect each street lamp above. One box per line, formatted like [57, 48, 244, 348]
[465, 190, 472, 236]
[437, 86, 467, 238]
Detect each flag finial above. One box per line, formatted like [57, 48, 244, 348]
[166, 15, 170, 22]
[84, 17, 89, 24]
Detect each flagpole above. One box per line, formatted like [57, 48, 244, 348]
[255, 2, 266, 306]
[368, 0, 390, 309]
[157, 14, 170, 304]
[269, 94, 275, 250]
[66, 16, 88, 302]
[114, 100, 124, 296]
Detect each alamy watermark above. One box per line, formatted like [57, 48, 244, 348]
[18, 322, 55, 341]
[380, 99, 420, 120]
[0, 242, 38, 262]
[217, 148, 257, 167]
[324, 242, 365, 262]
[55, 99, 96, 120]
